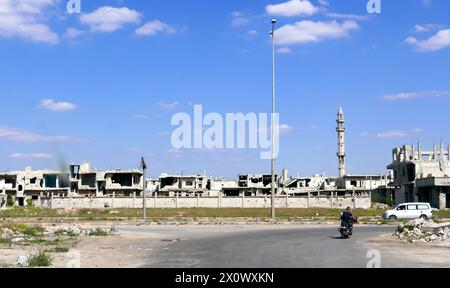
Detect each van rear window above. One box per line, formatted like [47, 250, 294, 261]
[418, 205, 429, 210]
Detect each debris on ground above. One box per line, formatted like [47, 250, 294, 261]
[16, 255, 28, 267]
[372, 203, 391, 210]
[43, 224, 112, 236]
[394, 218, 450, 243]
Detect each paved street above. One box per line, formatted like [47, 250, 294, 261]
[116, 225, 450, 268]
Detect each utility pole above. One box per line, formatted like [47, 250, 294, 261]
[270, 19, 277, 220]
[140, 157, 148, 220]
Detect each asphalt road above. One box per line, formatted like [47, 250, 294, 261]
[117, 225, 448, 268]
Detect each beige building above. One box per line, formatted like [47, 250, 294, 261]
[388, 143, 450, 209]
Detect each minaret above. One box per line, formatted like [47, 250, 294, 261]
[337, 106, 346, 178]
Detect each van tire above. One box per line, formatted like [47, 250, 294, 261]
[420, 215, 428, 220]
[389, 215, 397, 220]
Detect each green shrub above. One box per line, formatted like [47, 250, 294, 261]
[45, 246, 69, 253]
[6, 195, 15, 207]
[88, 228, 109, 237]
[26, 198, 34, 207]
[28, 251, 52, 267]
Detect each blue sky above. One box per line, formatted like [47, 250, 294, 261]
[0, 0, 449, 179]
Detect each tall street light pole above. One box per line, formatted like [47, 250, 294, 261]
[140, 157, 148, 220]
[270, 19, 277, 221]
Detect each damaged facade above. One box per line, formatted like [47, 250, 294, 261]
[0, 106, 420, 210]
[0, 163, 143, 206]
[388, 143, 450, 209]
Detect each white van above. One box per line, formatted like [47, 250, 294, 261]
[383, 203, 433, 220]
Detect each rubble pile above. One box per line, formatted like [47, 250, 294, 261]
[0, 227, 14, 239]
[395, 218, 450, 243]
[44, 224, 111, 236]
[372, 203, 390, 210]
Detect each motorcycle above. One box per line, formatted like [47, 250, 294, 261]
[339, 216, 358, 239]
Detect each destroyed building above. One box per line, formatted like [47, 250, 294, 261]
[0, 106, 399, 209]
[388, 143, 450, 209]
[0, 163, 143, 206]
[157, 174, 209, 197]
[69, 162, 144, 197]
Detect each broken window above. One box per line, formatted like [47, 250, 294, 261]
[407, 163, 416, 182]
[81, 174, 96, 188]
[185, 181, 193, 186]
[133, 175, 141, 185]
[4, 177, 16, 188]
[111, 174, 132, 187]
[58, 175, 70, 188]
[97, 181, 106, 195]
[30, 177, 37, 184]
[70, 165, 80, 179]
[161, 177, 177, 189]
[44, 175, 57, 188]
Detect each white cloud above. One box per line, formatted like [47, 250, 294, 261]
[9, 153, 53, 160]
[277, 47, 292, 54]
[266, 0, 318, 17]
[381, 91, 450, 101]
[156, 101, 180, 110]
[376, 129, 422, 139]
[40, 99, 78, 111]
[278, 124, 294, 134]
[80, 6, 141, 33]
[135, 20, 175, 36]
[326, 13, 370, 21]
[159, 131, 170, 136]
[132, 114, 149, 119]
[0, 126, 88, 143]
[247, 30, 258, 37]
[254, 124, 294, 134]
[0, 0, 59, 44]
[414, 24, 444, 33]
[64, 28, 86, 39]
[231, 12, 250, 27]
[359, 132, 369, 137]
[275, 20, 359, 45]
[166, 149, 183, 158]
[406, 29, 450, 52]
[126, 147, 141, 152]
[376, 131, 409, 138]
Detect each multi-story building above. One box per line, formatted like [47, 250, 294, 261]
[388, 143, 450, 209]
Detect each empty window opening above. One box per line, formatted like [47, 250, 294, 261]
[111, 174, 133, 187]
[81, 174, 96, 188]
[44, 175, 57, 188]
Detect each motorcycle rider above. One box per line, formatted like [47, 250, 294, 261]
[341, 207, 356, 235]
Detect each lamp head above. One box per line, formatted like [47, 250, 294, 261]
[272, 19, 277, 24]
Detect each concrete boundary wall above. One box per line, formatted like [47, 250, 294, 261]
[35, 194, 371, 209]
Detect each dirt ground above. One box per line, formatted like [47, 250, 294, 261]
[3, 223, 450, 268]
[366, 233, 450, 267]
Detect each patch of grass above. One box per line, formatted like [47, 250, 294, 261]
[0, 223, 43, 236]
[28, 251, 52, 267]
[0, 207, 385, 220]
[6, 195, 15, 207]
[45, 246, 69, 253]
[434, 210, 450, 219]
[0, 207, 59, 218]
[0, 238, 12, 245]
[88, 228, 109, 237]
[26, 198, 34, 207]
[21, 226, 44, 237]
